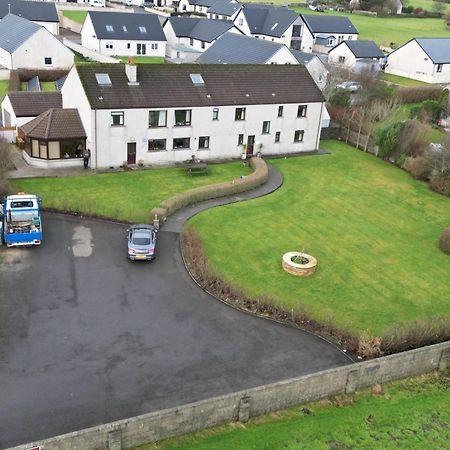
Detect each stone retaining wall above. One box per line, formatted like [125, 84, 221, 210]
[8, 341, 449, 450]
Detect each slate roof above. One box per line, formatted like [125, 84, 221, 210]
[20, 109, 86, 140]
[76, 63, 324, 110]
[0, 14, 41, 53]
[301, 14, 358, 35]
[290, 49, 316, 65]
[166, 17, 234, 42]
[208, 0, 241, 16]
[0, 0, 59, 22]
[7, 91, 62, 117]
[88, 11, 166, 41]
[196, 32, 286, 64]
[414, 38, 450, 64]
[333, 39, 384, 58]
[190, 0, 221, 6]
[241, 4, 299, 38]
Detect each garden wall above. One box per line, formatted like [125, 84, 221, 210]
[150, 157, 268, 223]
[8, 341, 450, 450]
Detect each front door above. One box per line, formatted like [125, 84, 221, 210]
[246, 135, 255, 155]
[137, 43, 146, 55]
[127, 142, 136, 164]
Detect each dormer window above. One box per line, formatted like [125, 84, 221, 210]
[105, 25, 114, 32]
[139, 26, 147, 33]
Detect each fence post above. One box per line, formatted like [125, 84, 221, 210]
[345, 368, 359, 394]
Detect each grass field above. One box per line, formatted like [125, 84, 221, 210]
[187, 141, 450, 337]
[131, 372, 450, 450]
[291, 7, 449, 47]
[116, 56, 165, 64]
[379, 72, 429, 87]
[0, 80, 8, 98]
[11, 162, 251, 223]
[62, 10, 87, 24]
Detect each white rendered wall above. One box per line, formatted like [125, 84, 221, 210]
[266, 47, 299, 64]
[328, 44, 357, 68]
[35, 21, 59, 35]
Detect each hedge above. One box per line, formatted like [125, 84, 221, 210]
[149, 157, 268, 223]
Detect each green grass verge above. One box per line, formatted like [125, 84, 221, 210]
[187, 141, 450, 337]
[291, 7, 450, 47]
[0, 80, 8, 98]
[131, 372, 450, 450]
[11, 162, 252, 223]
[116, 56, 165, 64]
[379, 72, 430, 87]
[62, 10, 87, 24]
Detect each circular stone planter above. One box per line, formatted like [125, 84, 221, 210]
[282, 252, 317, 277]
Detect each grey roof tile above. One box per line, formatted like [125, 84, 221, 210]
[208, 0, 241, 16]
[88, 11, 166, 41]
[0, 0, 58, 22]
[167, 17, 234, 42]
[7, 91, 62, 117]
[290, 49, 316, 64]
[335, 40, 384, 58]
[301, 14, 358, 35]
[0, 14, 41, 53]
[415, 38, 450, 64]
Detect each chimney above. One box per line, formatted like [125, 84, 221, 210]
[125, 58, 138, 85]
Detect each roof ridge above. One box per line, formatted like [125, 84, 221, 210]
[44, 108, 54, 139]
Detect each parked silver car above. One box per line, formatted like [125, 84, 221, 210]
[127, 224, 157, 260]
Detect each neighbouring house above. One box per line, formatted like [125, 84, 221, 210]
[328, 40, 384, 74]
[1, 91, 62, 129]
[18, 108, 87, 168]
[291, 50, 329, 90]
[207, 0, 241, 20]
[81, 11, 166, 58]
[178, 0, 225, 14]
[233, 4, 304, 48]
[60, 63, 326, 169]
[0, 14, 74, 70]
[0, 0, 59, 34]
[195, 32, 328, 90]
[385, 38, 450, 84]
[300, 14, 358, 54]
[163, 17, 239, 62]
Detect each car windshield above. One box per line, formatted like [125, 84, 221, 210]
[132, 231, 153, 246]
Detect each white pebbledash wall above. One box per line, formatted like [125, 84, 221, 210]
[385, 40, 450, 84]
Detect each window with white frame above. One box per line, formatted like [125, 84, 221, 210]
[262, 121, 270, 134]
[278, 106, 283, 117]
[44, 57, 52, 65]
[173, 137, 190, 149]
[239, 18, 243, 26]
[175, 110, 192, 126]
[294, 130, 304, 142]
[149, 110, 167, 128]
[148, 139, 166, 151]
[275, 131, 280, 143]
[338, 56, 345, 63]
[111, 111, 124, 126]
[238, 134, 244, 145]
[437, 64, 443, 73]
[201, 41, 205, 49]
[297, 105, 307, 117]
[190, 38, 194, 46]
[106, 42, 113, 49]
[151, 43, 158, 50]
[212, 108, 219, 120]
[235, 108, 246, 121]
[199, 136, 210, 149]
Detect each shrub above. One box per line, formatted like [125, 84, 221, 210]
[396, 119, 429, 157]
[376, 121, 404, 159]
[395, 153, 407, 168]
[438, 227, 450, 254]
[429, 174, 450, 195]
[329, 89, 350, 108]
[396, 86, 443, 104]
[358, 331, 382, 358]
[410, 100, 446, 123]
[403, 156, 431, 180]
[402, 5, 414, 13]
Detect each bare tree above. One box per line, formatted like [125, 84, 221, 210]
[426, 135, 450, 177]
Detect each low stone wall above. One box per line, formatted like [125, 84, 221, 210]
[8, 341, 449, 450]
[150, 157, 268, 223]
[59, 15, 83, 33]
[63, 39, 120, 64]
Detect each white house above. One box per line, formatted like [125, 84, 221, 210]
[81, 11, 166, 57]
[0, 0, 59, 34]
[300, 14, 358, 54]
[385, 38, 450, 84]
[58, 63, 326, 169]
[233, 4, 303, 48]
[0, 14, 74, 70]
[1, 91, 62, 128]
[207, 0, 241, 20]
[163, 17, 240, 62]
[328, 40, 384, 74]
[290, 50, 329, 90]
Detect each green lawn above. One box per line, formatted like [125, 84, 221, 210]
[131, 372, 450, 450]
[408, 0, 450, 12]
[187, 141, 450, 337]
[379, 72, 429, 87]
[40, 81, 57, 91]
[0, 80, 8, 98]
[116, 56, 165, 64]
[291, 7, 449, 47]
[61, 10, 87, 24]
[11, 162, 251, 223]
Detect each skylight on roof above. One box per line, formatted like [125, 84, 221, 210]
[122, 26, 128, 32]
[190, 74, 205, 86]
[95, 73, 112, 86]
[106, 25, 114, 32]
[271, 23, 278, 30]
[139, 26, 147, 33]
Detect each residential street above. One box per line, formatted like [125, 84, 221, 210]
[0, 213, 351, 447]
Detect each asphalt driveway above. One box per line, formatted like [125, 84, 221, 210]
[0, 214, 351, 447]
